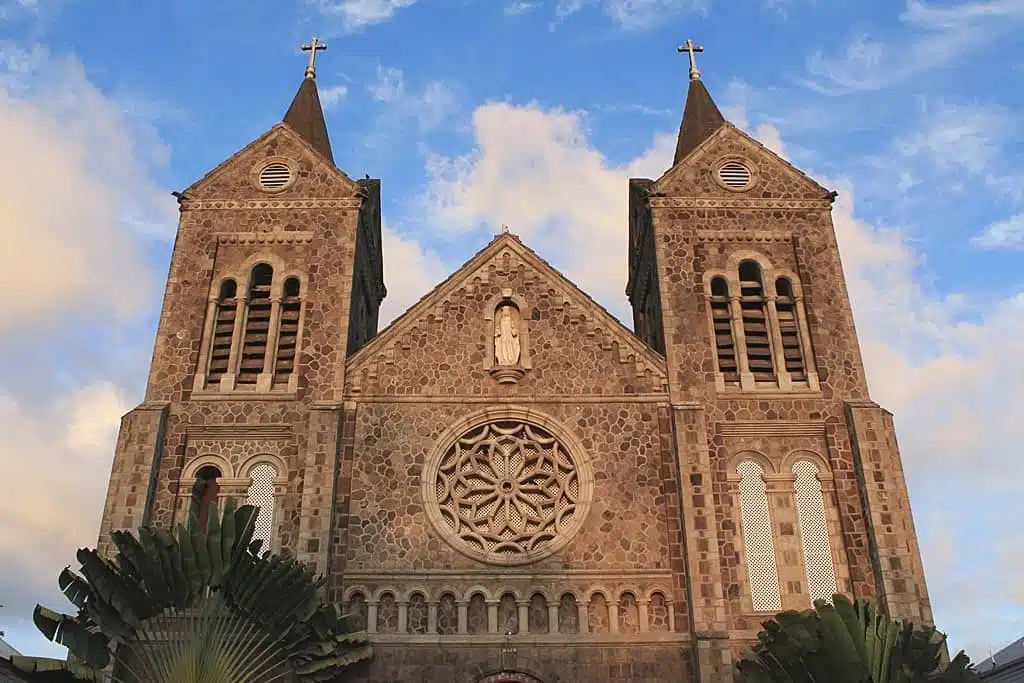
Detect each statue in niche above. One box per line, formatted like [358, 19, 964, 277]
[494, 303, 521, 366]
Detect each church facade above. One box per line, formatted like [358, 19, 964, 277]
[96, 47, 934, 683]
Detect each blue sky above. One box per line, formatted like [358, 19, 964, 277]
[1, 0, 1023, 664]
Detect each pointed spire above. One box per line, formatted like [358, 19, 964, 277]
[282, 38, 335, 164]
[672, 40, 726, 166]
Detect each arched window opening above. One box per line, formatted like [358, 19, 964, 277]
[738, 261, 775, 382]
[275, 277, 302, 382]
[467, 594, 487, 634]
[208, 280, 237, 384]
[528, 593, 548, 634]
[587, 594, 609, 633]
[238, 264, 274, 385]
[407, 593, 428, 634]
[557, 593, 579, 634]
[648, 592, 670, 632]
[709, 277, 738, 382]
[346, 592, 368, 631]
[498, 593, 518, 634]
[245, 463, 278, 555]
[618, 592, 640, 634]
[793, 461, 838, 602]
[775, 277, 807, 381]
[189, 465, 221, 531]
[376, 592, 398, 633]
[737, 460, 782, 611]
[436, 593, 458, 635]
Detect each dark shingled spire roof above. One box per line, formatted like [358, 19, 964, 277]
[283, 77, 335, 164]
[672, 76, 726, 166]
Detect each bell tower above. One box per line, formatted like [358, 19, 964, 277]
[96, 40, 386, 581]
[628, 42, 934, 681]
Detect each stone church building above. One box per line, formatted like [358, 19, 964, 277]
[97, 45, 933, 682]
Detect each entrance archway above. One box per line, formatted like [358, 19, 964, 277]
[476, 671, 546, 683]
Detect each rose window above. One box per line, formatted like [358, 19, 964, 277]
[425, 419, 592, 565]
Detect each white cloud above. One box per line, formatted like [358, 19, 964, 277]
[0, 46, 173, 332]
[552, 0, 707, 29]
[378, 226, 448, 326]
[896, 102, 1011, 175]
[806, 0, 1024, 93]
[319, 84, 348, 110]
[365, 66, 457, 144]
[505, 0, 540, 15]
[972, 212, 1024, 250]
[308, 0, 417, 32]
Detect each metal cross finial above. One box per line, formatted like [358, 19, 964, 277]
[677, 39, 704, 81]
[301, 37, 328, 80]
[501, 223, 510, 234]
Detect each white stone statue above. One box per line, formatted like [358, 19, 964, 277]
[494, 304, 521, 366]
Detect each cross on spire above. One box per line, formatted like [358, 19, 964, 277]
[677, 39, 704, 81]
[301, 37, 328, 80]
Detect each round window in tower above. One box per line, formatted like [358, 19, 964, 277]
[715, 160, 754, 191]
[254, 160, 296, 192]
[422, 410, 594, 566]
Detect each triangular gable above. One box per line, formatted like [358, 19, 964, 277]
[182, 123, 358, 198]
[347, 234, 668, 390]
[652, 122, 832, 199]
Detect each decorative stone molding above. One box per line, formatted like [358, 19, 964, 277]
[647, 197, 832, 210]
[695, 230, 793, 242]
[422, 407, 594, 567]
[182, 198, 363, 210]
[717, 422, 825, 438]
[216, 231, 314, 245]
[185, 424, 293, 440]
[250, 156, 299, 194]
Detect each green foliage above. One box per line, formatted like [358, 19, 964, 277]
[735, 594, 979, 683]
[13, 500, 372, 683]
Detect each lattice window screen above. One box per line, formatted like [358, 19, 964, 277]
[246, 463, 278, 553]
[793, 461, 838, 602]
[737, 461, 782, 611]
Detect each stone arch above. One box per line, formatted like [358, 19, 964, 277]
[239, 453, 289, 480]
[342, 585, 371, 602]
[237, 253, 288, 285]
[726, 250, 774, 278]
[583, 586, 612, 603]
[646, 590, 671, 632]
[728, 449, 776, 476]
[703, 270, 734, 295]
[483, 289, 533, 371]
[643, 586, 671, 603]
[556, 591, 580, 634]
[400, 585, 432, 602]
[476, 669, 547, 683]
[617, 591, 641, 634]
[462, 585, 493, 602]
[371, 587, 399, 603]
[781, 450, 833, 479]
[183, 454, 234, 480]
[617, 585, 642, 603]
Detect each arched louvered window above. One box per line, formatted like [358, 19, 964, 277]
[189, 465, 221, 530]
[238, 264, 273, 385]
[738, 261, 774, 382]
[245, 462, 278, 554]
[275, 277, 302, 381]
[208, 280, 237, 384]
[792, 461, 838, 602]
[737, 460, 782, 611]
[775, 277, 807, 381]
[709, 276, 739, 382]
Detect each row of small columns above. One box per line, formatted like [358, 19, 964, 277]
[363, 596, 676, 635]
[724, 292, 819, 391]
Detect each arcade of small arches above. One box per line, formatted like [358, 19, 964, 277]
[341, 586, 675, 637]
[193, 259, 306, 395]
[705, 253, 819, 392]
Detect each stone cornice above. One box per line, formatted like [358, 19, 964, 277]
[185, 424, 294, 440]
[648, 197, 832, 210]
[717, 421, 825, 437]
[216, 231, 314, 245]
[182, 198, 363, 211]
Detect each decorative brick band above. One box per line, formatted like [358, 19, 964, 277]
[717, 421, 825, 437]
[648, 197, 832, 210]
[185, 424, 293, 440]
[183, 198, 363, 210]
[216, 231, 314, 245]
[695, 230, 792, 242]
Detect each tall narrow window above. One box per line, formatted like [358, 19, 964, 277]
[775, 277, 806, 381]
[709, 277, 739, 382]
[739, 261, 774, 382]
[275, 277, 301, 382]
[208, 280, 237, 384]
[238, 264, 273, 386]
[737, 460, 782, 611]
[793, 461, 838, 602]
[245, 463, 278, 554]
[189, 466, 221, 530]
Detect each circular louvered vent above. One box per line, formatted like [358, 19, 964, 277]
[717, 161, 752, 190]
[257, 162, 293, 191]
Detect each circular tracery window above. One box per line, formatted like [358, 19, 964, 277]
[424, 416, 593, 566]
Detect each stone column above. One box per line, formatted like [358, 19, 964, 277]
[457, 602, 469, 634]
[794, 294, 820, 390]
[577, 601, 589, 634]
[765, 294, 791, 389]
[192, 296, 218, 392]
[397, 601, 408, 633]
[764, 471, 803, 611]
[729, 294, 755, 389]
[608, 600, 619, 634]
[638, 600, 650, 633]
[220, 294, 248, 392]
[256, 295, 282, 391]
[667, 601, 676, 632]
[547, 603, 559, 634]
[428, 602, 438, 634]
[487, 601, 499, 634]
[517, 601, 529, 634]
[367, 602, 378, 634]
